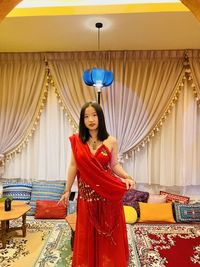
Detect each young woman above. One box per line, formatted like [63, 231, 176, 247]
[60, 101, 135, 267]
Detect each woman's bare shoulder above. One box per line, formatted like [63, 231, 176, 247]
[103, 136, 118, 153]
[107, 135, 117, 145]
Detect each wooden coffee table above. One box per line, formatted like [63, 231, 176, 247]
[0, 201, 31, 249]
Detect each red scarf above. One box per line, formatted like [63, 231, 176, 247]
[70, 134, 127, 241]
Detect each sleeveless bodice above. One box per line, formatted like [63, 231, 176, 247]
[93, 144, 112, 170]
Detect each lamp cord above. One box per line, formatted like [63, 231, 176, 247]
[98, 27, 100, 50]
[96, 22, 103, 50]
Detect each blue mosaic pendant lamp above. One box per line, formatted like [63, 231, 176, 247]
[83, 22, 114, 104]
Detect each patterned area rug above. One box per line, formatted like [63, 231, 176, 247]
[130, 223, 200, 267]
[0, 219, 140, 267]
[0, 219, 72, 267]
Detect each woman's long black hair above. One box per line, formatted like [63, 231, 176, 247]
[79, 101, 109, 143]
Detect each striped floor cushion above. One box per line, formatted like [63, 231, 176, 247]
[3, 182, 32, 203]
[28, 181, 65, 216]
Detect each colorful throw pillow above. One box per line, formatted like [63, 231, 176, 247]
[139, 202, 175, 223]
[123, 205, 138, 224]
[2, 182, 32, 203]
[148, 194, 167, 204]
[35, 200, 67, 219]
[174, 202, 200, 222]
[160, 191, 190, 204]
[123, 189, 149, 216]
[28, 181, 65, 216]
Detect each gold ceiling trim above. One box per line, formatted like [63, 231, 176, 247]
[8, 3, 188, 17]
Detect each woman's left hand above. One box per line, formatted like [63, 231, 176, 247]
[123, 178, 136, 190]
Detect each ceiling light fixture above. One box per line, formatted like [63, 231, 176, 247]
[83, 22, 114, 105]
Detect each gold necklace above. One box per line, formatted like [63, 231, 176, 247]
[89, 138, 101, 150]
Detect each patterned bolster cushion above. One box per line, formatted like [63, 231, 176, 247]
[174, 202, 200, 222]
[3, 182, 32, 203]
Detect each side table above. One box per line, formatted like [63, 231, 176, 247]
[0, 201, 31, 249]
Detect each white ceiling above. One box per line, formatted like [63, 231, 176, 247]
[0, 9, 200, 52]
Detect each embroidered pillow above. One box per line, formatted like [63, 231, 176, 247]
[28, 181, 65, 216]
[123, 189, 149, 216]
[2, 182, 32, 203]
[174, 202, 200, 222]
[160, 191, 190, 204]
[148, 194, 167, 204]
[35, 200, 67, 219]
[139, 202, 175, 223]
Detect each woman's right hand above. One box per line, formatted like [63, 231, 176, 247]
[58, 191, 70, 207]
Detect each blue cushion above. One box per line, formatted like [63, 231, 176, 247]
[174, 202, 200, 222]
[28, 181, 65, 216]
[3, 182, 32, 203]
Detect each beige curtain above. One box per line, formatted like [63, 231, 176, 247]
[3, 86, 75, 181]
[148, 79, 200, 187]
[2, 50, 200, 193]
[46, 50, 185, 157]
[101, 50, 185, 158]
[123, 77, 200, 192]
[0, 53, 46, 160]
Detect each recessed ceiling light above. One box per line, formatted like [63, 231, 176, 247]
[85, 17, 112, 32]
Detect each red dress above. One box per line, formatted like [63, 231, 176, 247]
[70, 135, 129, 267]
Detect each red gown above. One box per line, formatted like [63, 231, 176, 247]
[70, 135, 129, 267]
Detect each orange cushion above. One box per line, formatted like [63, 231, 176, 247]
[139, 202, 175, 223]
[35, 200, 67, 219]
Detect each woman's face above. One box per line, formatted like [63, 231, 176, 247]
[84, 106, 99, 131]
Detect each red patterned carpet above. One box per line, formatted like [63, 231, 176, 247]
[130, 223, 200, 266]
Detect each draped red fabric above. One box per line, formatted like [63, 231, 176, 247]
[70, 134, 127, 202]
[70, 134, 129, 267]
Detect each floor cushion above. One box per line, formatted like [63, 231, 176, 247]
[28, 181, 65, 216]
[35, 200, 67, 219]
[2, 182, 32, 203]
[139, 202, 175, 223]
[123, 189, 149, 216]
